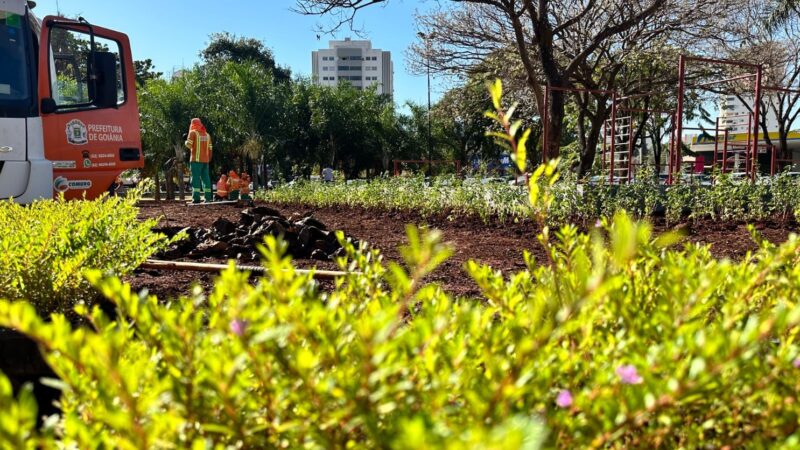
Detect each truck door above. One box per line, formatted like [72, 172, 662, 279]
[0, 6, 35, 199]
[38, 17, 142, 200]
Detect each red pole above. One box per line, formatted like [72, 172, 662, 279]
[667, 115, 675, 185]
[609, 93, 617, 184]
[542, 86, 550, 163]
[713, 117, 719, 170]
[675, 55, 686, 184]
[752, 65, 762, 182]
[722, 129, 729, 174]
[745, 114, 752, 176]
[771, 144, 776, 176]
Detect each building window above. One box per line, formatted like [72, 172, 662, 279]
[338, 66, 349, 71]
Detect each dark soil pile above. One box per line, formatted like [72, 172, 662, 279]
[153, 206, 354, 262]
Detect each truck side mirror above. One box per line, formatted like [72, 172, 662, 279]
[41, 98, 57, 114]
[88, 51, 118, 109]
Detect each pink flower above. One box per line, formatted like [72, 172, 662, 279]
[594, 219, 603, 228]
[793, 358, 800, 369]
[229, 319, 248, 337]
[556, 389, 573, 408]
[616, 364, 643, 385]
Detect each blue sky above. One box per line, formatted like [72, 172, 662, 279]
[35, 0, 443, 106]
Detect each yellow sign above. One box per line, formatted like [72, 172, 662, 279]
[692, 131, 800, 144]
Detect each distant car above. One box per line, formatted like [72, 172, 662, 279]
[679, 173, 712, 186]
[481, 177, 510, 184]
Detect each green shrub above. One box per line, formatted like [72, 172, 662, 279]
[260, 175, 532, 223]
[1, 216, 800, 448]
[260, 173, 800, 226]
[0, 192, 172, 317]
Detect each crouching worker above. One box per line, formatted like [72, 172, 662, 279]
[240, 173, 254, 205]
[215, 174, 229, 201]
[227, 170, 241, 201]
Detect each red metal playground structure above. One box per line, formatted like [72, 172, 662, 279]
[541, 55, 800, 184]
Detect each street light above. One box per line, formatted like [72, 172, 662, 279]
[418, 31, 434, 176]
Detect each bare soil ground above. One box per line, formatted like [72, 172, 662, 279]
[130, 200, 800, 299]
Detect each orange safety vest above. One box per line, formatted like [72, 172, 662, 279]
[240, 177, 251, 195]
[185, 119, 213, 163]
[216, 177, 229, 196]
[228, 175, 241, 191]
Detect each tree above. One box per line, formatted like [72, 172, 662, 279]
[309, 0, 735, 175]
[138, 73, 201, 200]
[134, 59, 163, 87]
[308, 83, 392, 178]
[201, 32, 292, 82]
[433, 76, 496, 167]
[720, 2, 800, 166]
[197, 61, 286, 182]
[403, 0, 740, 175]
[296, 0, 732, 170]
[769, 0, 800, 27]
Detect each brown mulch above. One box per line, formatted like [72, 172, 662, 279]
[129, 200, 800, 300]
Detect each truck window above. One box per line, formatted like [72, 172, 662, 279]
[0, 11, 29, 101]
[49, 27, 125, 108]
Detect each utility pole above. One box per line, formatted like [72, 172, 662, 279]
[418, 32, 434, 176]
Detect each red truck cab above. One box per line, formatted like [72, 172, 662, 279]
[0, 0, 142, 202]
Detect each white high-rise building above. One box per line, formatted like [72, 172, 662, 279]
[312, 38, 394, 97]
[718, 95, 779, 134]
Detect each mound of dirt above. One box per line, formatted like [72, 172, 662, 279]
[153, 206, 355, 262]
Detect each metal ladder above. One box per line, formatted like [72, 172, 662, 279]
[602, 116, 633, 183]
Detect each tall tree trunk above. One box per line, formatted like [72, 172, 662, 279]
[165, 166, 175, 201]
[651, 134, 663, 178]
[174, 143, 185, 201]
[545, 90, 566, 161]
[154, 170, 161, 202]
[579, 114, 605, 177]
[780, 123, 789, 172]
[531, 4, 566, 162]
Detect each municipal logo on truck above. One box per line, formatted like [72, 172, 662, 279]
[65, 119, 88, 145]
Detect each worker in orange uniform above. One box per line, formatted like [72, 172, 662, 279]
[227, 170, 241, 201]
[240, 173, 253, 204]
[185, 118, 213, 203]
[215, 174, 229, 201]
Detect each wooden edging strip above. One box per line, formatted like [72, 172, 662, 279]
[140, 259, 355, 281]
